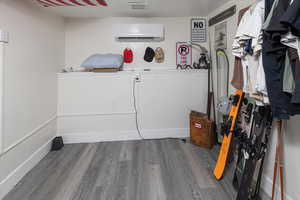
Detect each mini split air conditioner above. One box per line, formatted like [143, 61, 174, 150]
[112, 24, 164, 42]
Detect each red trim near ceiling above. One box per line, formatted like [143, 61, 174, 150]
[96, 0, 107, 6]
[36, 0, 53, 7]
[55, 0, 74, 6]
[43, 0, 63, 6]
[82, 0, 96, 6]
[68, 0, 85, 6]
[36, 0, 108, 7]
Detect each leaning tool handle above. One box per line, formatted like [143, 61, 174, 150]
[271, 119, 285, 200]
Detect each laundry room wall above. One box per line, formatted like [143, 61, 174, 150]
[0, 0, 64, 198]
[64, 17, 209, 70]
[208, 1, 300, 200]
[60, 17, 210, 143]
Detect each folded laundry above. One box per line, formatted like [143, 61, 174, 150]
[81, 53, 123, 69]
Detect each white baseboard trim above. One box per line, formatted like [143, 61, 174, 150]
[261, 175, 294, 200]
[57, 112, 135, 118]
[0, 137, 54, 200]
[3, 115, 57, 154]
[60, 128, 189, 144]
[141, 128, 189, 139]
[61, 130, 142, 144]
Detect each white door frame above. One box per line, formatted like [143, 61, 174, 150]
[0, 30, 9, 154]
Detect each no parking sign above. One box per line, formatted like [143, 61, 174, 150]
[176, 42, 192, 67]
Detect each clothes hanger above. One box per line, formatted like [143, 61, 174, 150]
[250, 0, 262, 13]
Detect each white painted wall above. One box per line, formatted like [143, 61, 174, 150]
[208, 1, 300, 200]
[58, 70, 207, 142]
[65, 17, 209, 70]
[0, 0, 64, 198]
[57, 72, 139, 142]
[1, 1, 298, 199]
[0, 42, 5, 154]
[62, 17, 210, 143]
[137, 70, 207, 137]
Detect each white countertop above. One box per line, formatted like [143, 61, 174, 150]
[57, 69, 207, 77]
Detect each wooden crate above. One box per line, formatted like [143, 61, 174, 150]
[190, 111, 216, 149]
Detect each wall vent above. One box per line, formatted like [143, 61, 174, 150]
[128, 0, 147, 10]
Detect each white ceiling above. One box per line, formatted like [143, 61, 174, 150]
[30, 0, 231, 18]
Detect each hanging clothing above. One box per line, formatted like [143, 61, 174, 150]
[265, 0, 290, 37]
[232, 1, 267, 96]
[281, 32, 300, 57]
[231, 7, 249, 90]
[262, 0, 279, 30]
[282, 51, 295, 94]
[154, 47, 165, 63]
[263, 0, 291, 119]
[287, 48, 300, 104]
[263, 0, 300, 119]
[256, 54, 268, 95]
[280, 0, 300, 37]
[123, 48, 133, 63]
[280, 1, 300, 103]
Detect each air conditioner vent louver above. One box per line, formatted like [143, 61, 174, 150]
[131, 4, 147, 9]
[113, 24, 164, 42]
[128, 0, 147, 10]
[118, 37, 156, 40]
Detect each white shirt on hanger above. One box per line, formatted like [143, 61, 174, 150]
[281, 32, 300, 58]
[232, 1, 267, 96]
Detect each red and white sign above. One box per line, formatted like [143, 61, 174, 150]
[194, 122, 202, 129]
[176, 42, 192, 66]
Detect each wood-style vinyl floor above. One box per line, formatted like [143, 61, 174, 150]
[4, 139, 245, 200]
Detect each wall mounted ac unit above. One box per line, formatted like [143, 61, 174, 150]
[112, 24, 164, 42]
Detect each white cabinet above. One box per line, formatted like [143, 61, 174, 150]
[57, 70, 207, 143]
[137, 71, 207, 138]
[58, 72, 135, 116]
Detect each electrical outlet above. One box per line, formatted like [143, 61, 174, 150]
[0, 30, 9, 43]
[135, 74, 141, 82]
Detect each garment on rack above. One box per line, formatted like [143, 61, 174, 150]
[280, 0, 300, 37]
[262, 0, 279, 30]
[232, 1, 267, 97]
[231, 7, 249, 90]
[256, 54, 268, 95]
[281, 32, 300, 57]
[287, 48, 300, 104]
[265, 0, 290, 38]
[263, 0, 290, 119]
[263, 0, 300, 118]
[245, 40, 253, 55]
[280, 2, 300, 102]
[282, 51, 294, 94]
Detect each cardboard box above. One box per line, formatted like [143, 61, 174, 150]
[190, 111, 216, 149]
